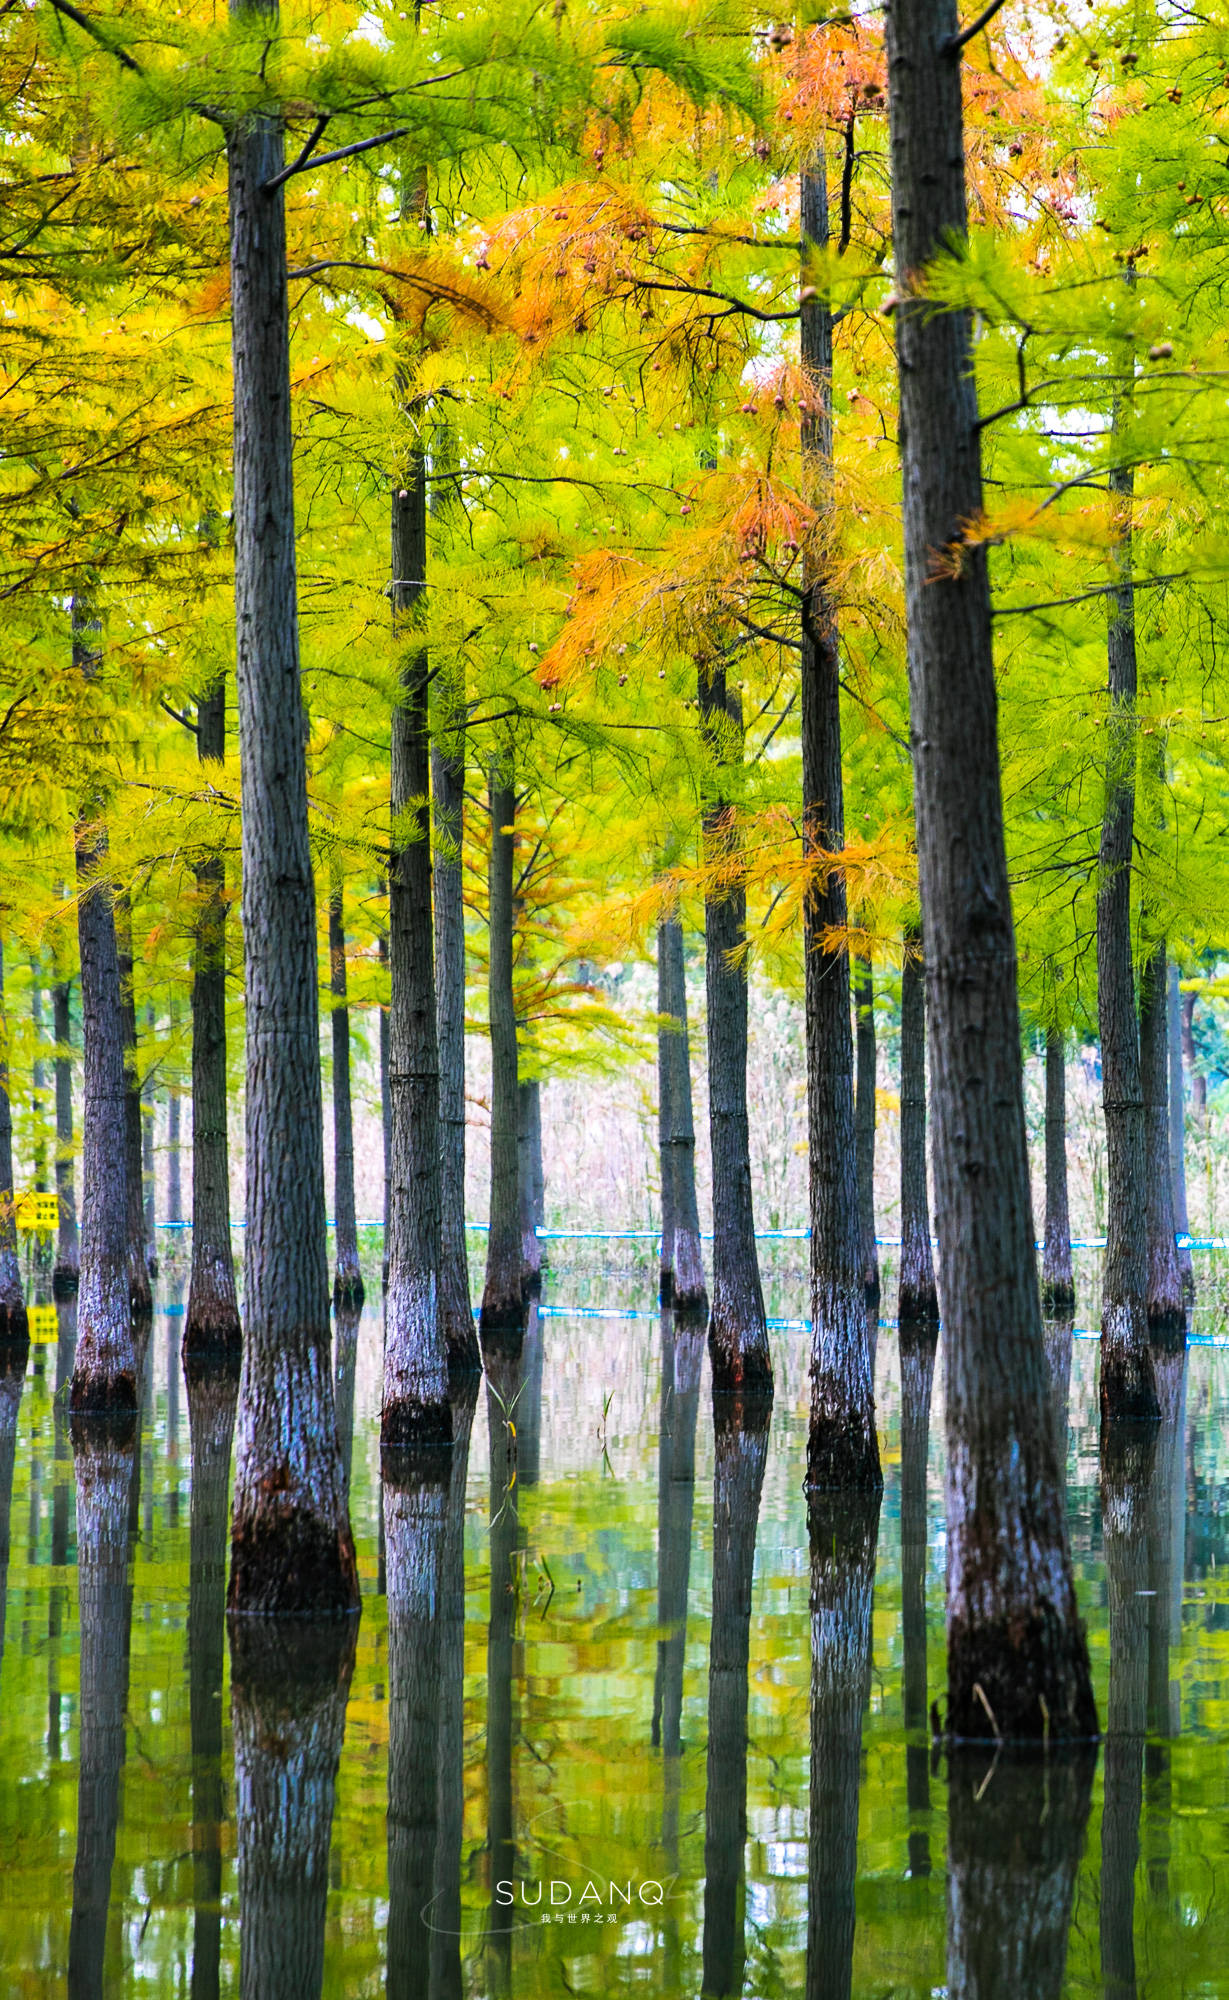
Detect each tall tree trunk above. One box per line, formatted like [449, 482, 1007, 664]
[1140, 943, 1184, 1346]
[229, 1622, 356, 2000]
[431, 741, 479, 1372]
[517, 1076, 543, 1297]
[333, 1301, 360, 1499]
[328, 884, 364, 1309]
[652, 1308, 704, 1756]
[114, 899, 153, 1316]
[30, 970, 52, 1278]
[1167, 964, 1195, 1305]
[185, 676, 241, 1361]
[71, 613, 136, 1415]
[853, 956, 880, 1305]
[883, 0, 1097, 1738]
[701, 1393, 770, 1997]
[805, 1492, 881, 2000]
[800, 150, 879, 1492]
[0, 945, 27, 1344]
[481, 767, 524, 1347]
[385, 1456, 450, 2000]
[379, 924, 391, 1286]
[897, 929, 938, 1325]
[899, 1323, 937, 1879]
[142, 1001, 157, 1275]
[52, 974, 80, 1298]
[186, 1349, 240, 2000]
[656, 916, 708, 1319]
[1180, 988, 1205, 1117]
[1097, 443, 1158, 1421]
[698, 661, 771, 1398]
[67, 1414, 138, 1999]
[1100, 1424, 1157, 1999]
[167, 1085, 182, 1226]
[945, 1745, 1094, 1999]
[1041, 1028, 1075, 1312]
[226, 55, 357, 1616]
[384, 462, 450, 1447]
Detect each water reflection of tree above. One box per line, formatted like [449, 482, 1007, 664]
[186, 1349, 240, 2000]
[899, 1325, 937, 1880]
[946, 1745, 1094, 1997]
[1145, 1352, 1187, 1910]
[385, 1379, 478, 2000]
[0, 1327, 30, 1681]
[701, 1391, 770, 1999]
[805, 1489, 881, 2000]
[1100, 1350, 1188, 1997]
[484, 1301, 542, 1995]
[229, 1618, 357, 2000]
[67, 1406, 139, 2000]
[653, 1309, 704, 1997]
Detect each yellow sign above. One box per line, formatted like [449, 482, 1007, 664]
[28, 1305, 57, 1345]
[13, 1192, 57, 1233]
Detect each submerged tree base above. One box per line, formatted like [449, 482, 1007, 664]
[0, 1302, 28, 1344]
[68, 1403, 138, 1458]
[1040, 1278, 1076, 1315]
[380, 1395, 453, 1453]
[897, 1289, 940, 1330]
[442, 1306, 482, 1381]
[1100, 1308, 1160, 1426]
[228, 1506, 360, 1621]
[1147, 1306, 1187, 1356]
[182, 1304, 243, 1370]
[479, 1294, 527, 1358]
[53, 1262, 80, 1301]
[708, 1313, 774, 1400]
[806, 1407, 883, 1494]
[947, 1598, 1099, 1744]
[333, 1270, 365, 1312]
[69, 1366, 138, 1420]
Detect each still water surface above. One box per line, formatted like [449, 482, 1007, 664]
[1, 1273, 1227, 1997]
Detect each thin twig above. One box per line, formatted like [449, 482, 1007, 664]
[941, 0, 1009, 56]
[263, 125, 409, 192]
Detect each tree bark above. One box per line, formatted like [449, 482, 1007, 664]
[517, 1077, 544, 1297]
[384, 462, 451, 1447]
[379, 924, 391, 1284]
[229, 1621, 356, 2000]
[328, 885, 364, 1309]
[186, 1350, 240, 2000]
[699, 661, 772, 1398]
[185, 676, 241, 1361]
[652, 1307, 704, 1757]
[899, 1323, 937, 1879]
[701, 1392, 770, 1997]
[30, 970, 52, 1278]
[883, 0, 1097, 1738]
[800, 152, 879, 1492]
[945, 1744, 1094, 2000]
[53, 974, 80, 1297]
[167, 1084, 182, 1225]
[897, 928, 938, 1325]
[1167, 963, 1195, 1305]
[114, 897, 152, 1317]
[225, 55, 358, 1617]
[432, 741, 479, 1373]
[853, 956, 880, 1305]
[0, 944, 27, 1344]
[1140, 943, 1184, 1346]
[67, 1413, 138, 2000]
[805, 1491, 881, 2000]
[656, 916, 708, 1319]
[481, 767, 525, 1348]
[71, 632, 136, 1416]
[484, 1339, 525, 1988]
[1040, 1029, 1075, 1313]
[1097, 444, 1158, 1422]
[385, 1455, 450, 2000]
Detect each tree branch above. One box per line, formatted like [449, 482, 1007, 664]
[941, 0, 1009, 55]
[263, 125, 409, 192]
[45, 0, 142, 72]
